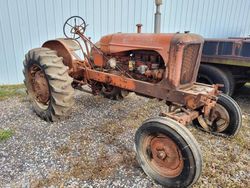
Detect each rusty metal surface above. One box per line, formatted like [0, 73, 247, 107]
[167, 34, 204, 87]
[28, 64, 49, 105]
[43, 39, 76, 69]
[42, 22, 223, 126]
[198, 103, 230, 133]
[42, 38, 88, 80]
[99, 33, 172, 55]
[97, 33, 204, 88]
[136, 24, 143, 33]
[181, 44, 200, 84]
[143, 134, 184, 177]
[161, 109, 199, 126]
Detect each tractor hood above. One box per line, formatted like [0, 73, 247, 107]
[99, 33, 174, 54]
[99, 33, 203, 53]
[98, 33, 204, 88]
[98, 33, 204, 65]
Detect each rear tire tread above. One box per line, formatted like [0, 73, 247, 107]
[23, 47, 74, 121]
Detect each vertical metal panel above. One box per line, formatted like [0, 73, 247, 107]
[0, 0, 250, 84]
[0, 20, 9, 83]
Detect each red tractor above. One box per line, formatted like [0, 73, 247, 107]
[23, 16, 242, 187]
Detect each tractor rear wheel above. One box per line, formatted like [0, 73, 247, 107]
[135, 117, 202, 188]
[23, 48, 74, 121]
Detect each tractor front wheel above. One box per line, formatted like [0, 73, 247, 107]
[135, 117, 202, 188]
[23, 48, 74, 121]
[194, 94, 242, 137]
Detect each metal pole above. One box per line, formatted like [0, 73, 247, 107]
[154, 0, 162, 33]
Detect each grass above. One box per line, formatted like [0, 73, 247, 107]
[0, 129, 14, 142]
[0, 84, 26, 101]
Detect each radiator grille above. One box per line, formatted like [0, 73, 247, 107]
[180, 44, 200, 84]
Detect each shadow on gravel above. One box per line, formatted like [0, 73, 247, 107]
[234, 84, 250, 98]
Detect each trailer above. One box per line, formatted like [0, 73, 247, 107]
[198, 37, 250, 95]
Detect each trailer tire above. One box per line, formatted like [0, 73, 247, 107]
[135, 117, 202, 188]
[23, 47, 74, 121]
[197, 64, 235, 96]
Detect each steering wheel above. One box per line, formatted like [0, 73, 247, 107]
[63, 16, 87, 39]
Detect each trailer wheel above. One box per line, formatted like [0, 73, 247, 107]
[102, 84, 129, 100]
[23, 48, 74, 121]
[197, 64, 235, 96]
[194, 94, 242, 137]
[135, 117, 202, 188]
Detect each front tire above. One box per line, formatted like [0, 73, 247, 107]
[135, 117, 202, 188]
[23, 48, 74, 121]
[216, 94, 242, 136]
[194, 94, 242, 137]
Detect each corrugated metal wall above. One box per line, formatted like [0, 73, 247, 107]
[0, 0, 250, 84]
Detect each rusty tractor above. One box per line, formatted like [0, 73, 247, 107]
[23, 16, 242, 187]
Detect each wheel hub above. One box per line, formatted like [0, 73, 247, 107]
[147, 134, 184, 177]
[33, 71, 49, 104]
[29, 65, 50, 105]
[157, 150, 167, 160]
[198, 103, 230, 132]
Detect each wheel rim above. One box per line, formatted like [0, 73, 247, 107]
[28, 64, 50, 108]
[198, 103, 230, 133]
[143, 134, 184, 177]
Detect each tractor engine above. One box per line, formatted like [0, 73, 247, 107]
[105, 50, 165, 83]
[92, 33, 204, 88]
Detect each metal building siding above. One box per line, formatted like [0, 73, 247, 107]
[0, 0, 249, 84]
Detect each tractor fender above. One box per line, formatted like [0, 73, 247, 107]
[42, 38, 81, 69]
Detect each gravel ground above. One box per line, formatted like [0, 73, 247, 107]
[0, 86, 249, 188]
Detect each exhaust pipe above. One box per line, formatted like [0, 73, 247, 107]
[136, 24, 143, 33]
[154, 0, 162, 33]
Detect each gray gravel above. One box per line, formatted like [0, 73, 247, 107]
[0, 91, 162, 188]
[0, 87, 249, 188]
